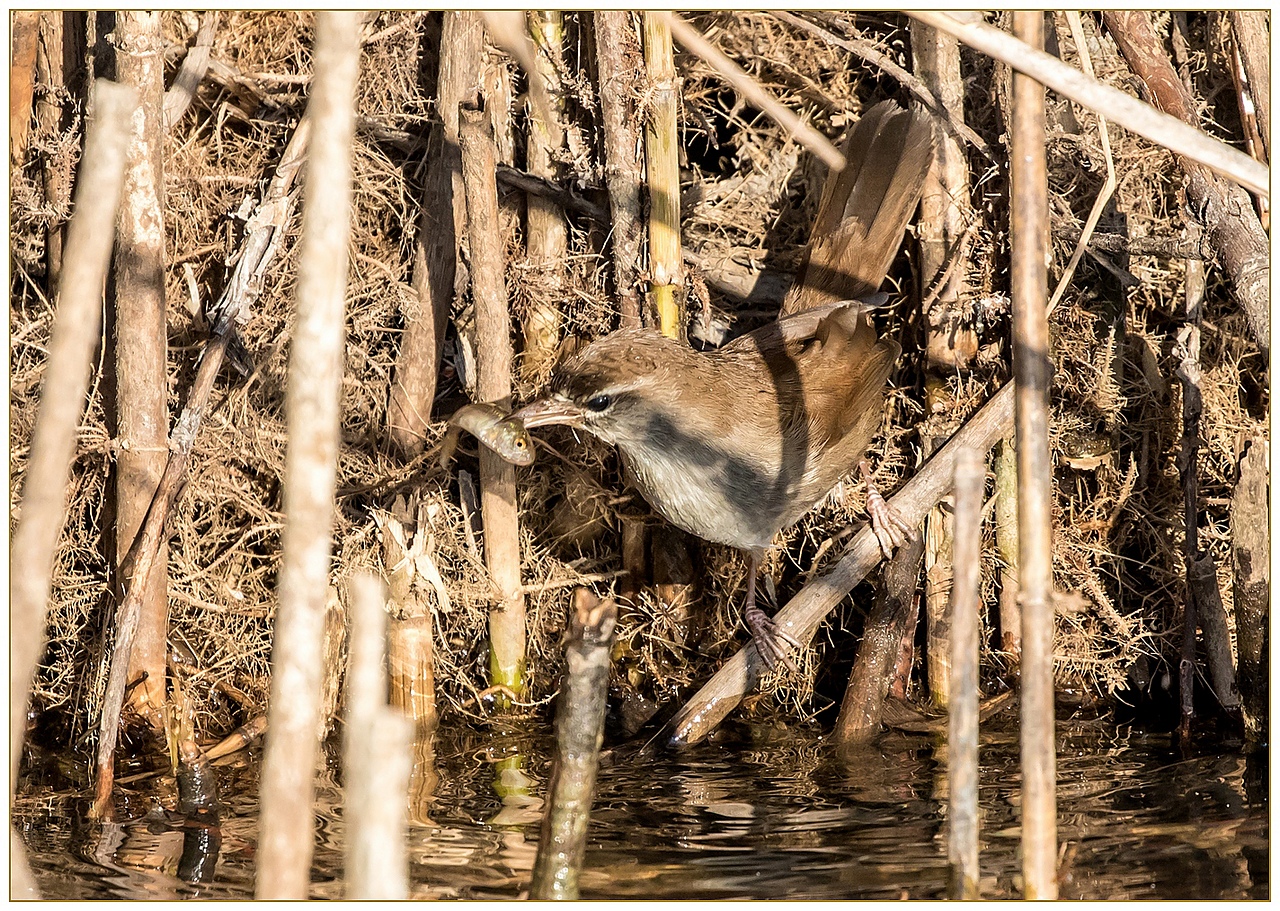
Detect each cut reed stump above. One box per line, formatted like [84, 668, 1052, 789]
[530, 589, 618, 900]
[110, 10, 171, 731]
[12, 79, 134, 820]
[1010, 10, 1057, 899]
[256, 12, 361, 899]
[459, 102, 528, 702]
[832, 531, 925, 748]
[343, 574, 413, 900]
[1230, 436, 1269, 746]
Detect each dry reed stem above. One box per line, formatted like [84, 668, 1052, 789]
[387, 11, 484, 454]
[343, 573, 412, 900]
[112, 10, 171, 729]
[520, 11, 567, 383]
[459, 103, 527, 699]
[593, 11, 646, 328]
[908, 11, 1270, 197]
[1010, 11, 1057, 900]
[10, 79, 135, 785]
[668, 382, 1016, 746]
[947, 447, 983, 900]
[256, 11, 361, 899]
[643, 12, 684, 339]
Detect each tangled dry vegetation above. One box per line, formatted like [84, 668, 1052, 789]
[9, 11, 1266, 746]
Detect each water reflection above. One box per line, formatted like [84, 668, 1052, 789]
[13, 720, 1268, 900]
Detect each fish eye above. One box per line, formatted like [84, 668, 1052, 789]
[585, 394, 612, 413]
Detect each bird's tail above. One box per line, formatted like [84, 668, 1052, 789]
[782, 101, 937, 315]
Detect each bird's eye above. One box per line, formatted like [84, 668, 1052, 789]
[585, 394, 612, 413]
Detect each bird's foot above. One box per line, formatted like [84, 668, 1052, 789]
[861, 459, 914, 559]
[745, 603, 801, 674]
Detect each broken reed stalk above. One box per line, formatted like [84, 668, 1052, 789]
[1010, 10, 1057, 900]
[1101, 10, 1270, 350]
[668, 381, 1015, 747]
[111, 10, 171, 730]
[90, 332, 231, 819]
[530, 589, 618, 900]
[459, 102, 528, 701]
[387, 11, 484, 454]
[906, 11, 1269, 198]
[1190, 555, 1240, 716]
[344, 573, 413, 900]
[832, 531, 925, 747]
[162, 12, 215, 130]
[378, 502, 438, 730]
[593, 11, 645, 329]
[521, 10, 567, 383]
[11, 78, 134, 789]
[947, 447, 984, 901]
[1230, 436, 1269, 745]
[256, 12, 361, 899]
[924, 484, 954, 709]
[642, 12, 684, 339]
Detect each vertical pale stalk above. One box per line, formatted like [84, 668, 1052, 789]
[344, 574, 412, 900]
[593, 11, 645, 328]
[994, 437, 1020, 658]
[459, 103, 527, 700]
[642, 11, 683, 339]
[1010, 10, 1057, 900]
[388, 11, 484, 454]
[948, 448, 983, 900]
[1229, 435, 1268, 745]
[10, 78, 134, 787]
[256, 11, 361, 899]
[911, 20, 976, 371]
[521, 10, 567, 383]
[112, 10, 170, 729]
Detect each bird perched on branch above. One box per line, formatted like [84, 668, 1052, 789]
[513, 102, 935, 670]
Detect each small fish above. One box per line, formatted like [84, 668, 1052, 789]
[439, 403, 535, 469]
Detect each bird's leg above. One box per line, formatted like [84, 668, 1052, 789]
[860, 459, 913, 559]
[741, 550, 800, 673]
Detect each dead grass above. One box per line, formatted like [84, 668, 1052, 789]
[9, 11, 1266, 746]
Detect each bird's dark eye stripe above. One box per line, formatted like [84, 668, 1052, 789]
[585, 394, 612, 412]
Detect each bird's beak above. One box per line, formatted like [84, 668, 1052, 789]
[510, 396, 584, 429]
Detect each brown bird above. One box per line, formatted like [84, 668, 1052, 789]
[513, 102, 933, 670]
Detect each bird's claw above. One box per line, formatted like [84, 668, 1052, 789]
[867, 486, 913, 560]
[860, 458, 914, 560]
[745, 605, 801, 675]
